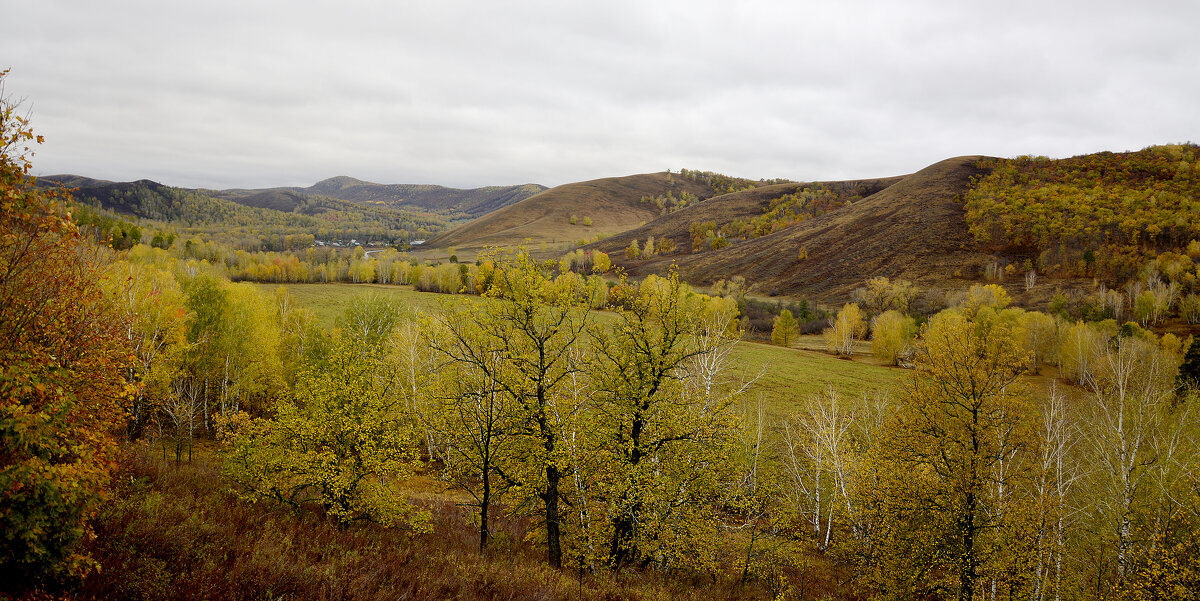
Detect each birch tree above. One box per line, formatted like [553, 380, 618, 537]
[1083, 336, 1180, 587]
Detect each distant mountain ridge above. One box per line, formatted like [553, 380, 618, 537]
[292, 177, 548, 220]
[39, 175, 449, 242]
[42, 175, 547, 223]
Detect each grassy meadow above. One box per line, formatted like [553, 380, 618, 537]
[256, 282, 904, 416]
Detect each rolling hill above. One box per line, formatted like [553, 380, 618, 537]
[590, 157, 992, 301]
[47, 174, 546, 225]
[425, 172, 715, 251]
[41, 176, 448, 244]
[292, 177, 547, 220]
[589, 177, 904, 257]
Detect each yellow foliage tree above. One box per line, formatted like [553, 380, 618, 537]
[958, 283, 1012, 317]
[824, 303, 866, 356]
[871, 310, 1037, 600]
[221, 335, 428, 529]
[590, 271, 744, 569]
[870, 309, 916, 365]
[428, 249, 590, 569]
[771, 309, 799, 347]
[101, 261, 189, 440]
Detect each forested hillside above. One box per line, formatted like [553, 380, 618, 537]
[45, 176, 448, 249]
[598, 177, 901, 261]
[601, 157, 989, 301]
[964, 144, 1200, 281]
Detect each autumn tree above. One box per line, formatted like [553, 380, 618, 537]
[590, 273, 744, 569]
[625, 239, 641, 260]
[426, 309, 521, 553]
[856, 276, 918, 314]
[0, 71, 133, 588]
[1082, 336, 1190, 589]
[101, 260, 188, 440]
[220, 283, 284, 414]
[824, 303, 866, 356]
[273, 286, 323, 388]
[1060, 320, 1105, 385]
[1029, 386, 1081, 601]
[771, 309, 799, 347]
[221, 334, 428, 528]
[591, 250, 611, 274]
[181, 272, 230, 431]
[1019, 310, 1058, 375]
[338, 292, 407, 347]
[779, 387, 861, 552]
[179, 276, 282, 430]
[957, 283, 1012, 317]
[873, 310, 1037, 601]
[430, 249, 590, 568]
[870, 309, 916, 365]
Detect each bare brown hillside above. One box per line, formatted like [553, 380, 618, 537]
[426, 172, 714, 251]
[591, 177, 904, 260]
[599, 157, 993, 302]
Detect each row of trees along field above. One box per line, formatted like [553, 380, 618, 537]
[964, 144, 1200, 282]
[806, 278, 1194, 369]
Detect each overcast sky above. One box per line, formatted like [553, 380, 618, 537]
[5, 0, 1198, 190]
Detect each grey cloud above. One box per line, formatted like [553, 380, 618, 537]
[4, 0, 1198, 190]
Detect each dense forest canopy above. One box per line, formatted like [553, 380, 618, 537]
[964, 144, 1200, 282]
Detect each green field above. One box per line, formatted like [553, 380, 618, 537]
[251, 282, 457, 329]
[729, 341, 903, 414]
[257, 282, 904, 416]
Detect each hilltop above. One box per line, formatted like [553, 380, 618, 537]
[585, 157, 985, 301]
[273, 177, 546, 220]
[426, 172, 716, 252]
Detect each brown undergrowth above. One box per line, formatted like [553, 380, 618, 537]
[68, 449, 770, 601]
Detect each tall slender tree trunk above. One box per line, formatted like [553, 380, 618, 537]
[546, 464, 562, 569]
[1054, 513, 1064, 601]
[961, 491, 977, 601]
[479, 453, 491, 552]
